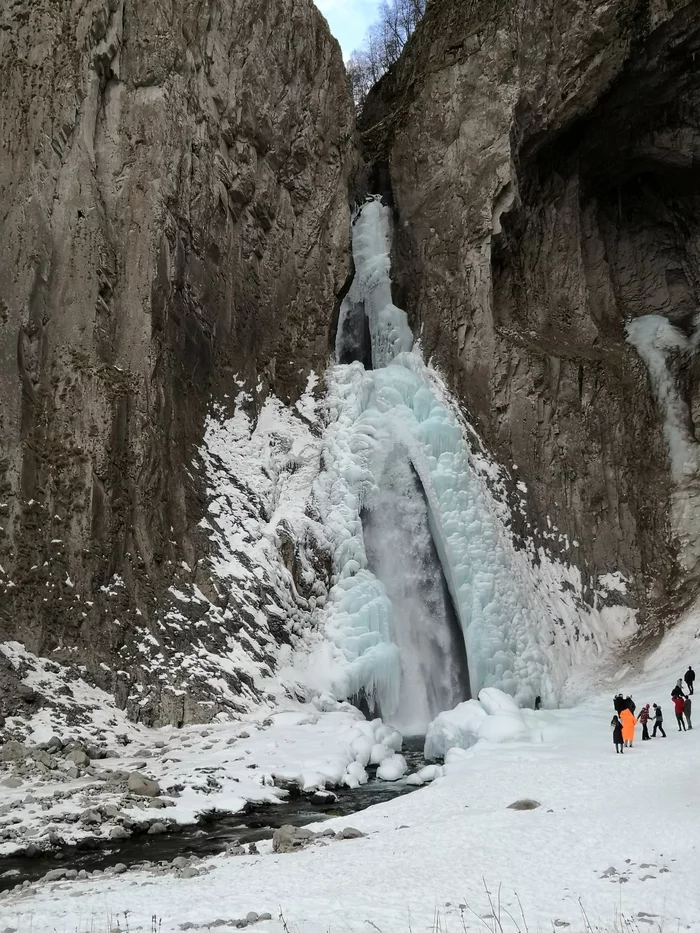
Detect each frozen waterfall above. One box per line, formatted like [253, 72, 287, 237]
[362, 446, 470, 735]
[312, 196, 616, 727]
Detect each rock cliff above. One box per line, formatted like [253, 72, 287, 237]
[360, 0, 700, 618]
[0, 0, 354, 723]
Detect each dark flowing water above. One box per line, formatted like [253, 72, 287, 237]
[0, 739, 426, 889]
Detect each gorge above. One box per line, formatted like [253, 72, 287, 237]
[0, 0, 699, 733]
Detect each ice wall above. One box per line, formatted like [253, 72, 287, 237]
[313, 198, 630, 718]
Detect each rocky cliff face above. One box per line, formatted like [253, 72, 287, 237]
[0, 0, 354, 723]
[360, 0, 700, 618]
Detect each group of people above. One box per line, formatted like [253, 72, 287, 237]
[610, 666, 695, 753]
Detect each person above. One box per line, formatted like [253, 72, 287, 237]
[672, 679, 685, 699]
[534, 695, 541, 711]
[611, 714, 624, 754]
[625, 696, 636, 714]
[652, 704, 666, 738]
[620, 706, 637, 747]
[614, 694, 626, 714]
[673, 694, 687, 731]
[638, 704, 651, 741]
[685, 666, 696, 696]
[685, 695, 693, 730]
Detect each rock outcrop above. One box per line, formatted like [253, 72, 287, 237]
[0, 0, 355, 722]
[360, 0, 700, 616]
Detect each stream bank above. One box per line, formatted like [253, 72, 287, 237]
[0, 739, 427, 890]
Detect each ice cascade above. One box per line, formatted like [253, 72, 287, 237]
[314, 197, 618, 728]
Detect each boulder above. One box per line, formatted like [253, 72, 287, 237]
[80, 809, 102, 825]
[339, 826, 365, 840]
[2, 776, 23, 788]
[272, 824, 315, 853]
[109, 826, 130, 841]
[66, 748, 90, 768]
[507, 799, 541, 811]
[147, 821, 167, 835]
[0, 741, 27, 762]
[43, 868, 67, 882]
[127, 772, 161, 797]
[31, 749, 57, 769]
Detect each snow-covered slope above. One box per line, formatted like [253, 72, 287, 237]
[4, 609, 700, 932]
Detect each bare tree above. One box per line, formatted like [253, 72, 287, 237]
[348, 0, 426, 108]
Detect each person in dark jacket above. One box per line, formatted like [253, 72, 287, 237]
[673, 694, 687, 731]
[638, 704, 651, 741]
[685, 695, 693, 730]
[625, 696, 636, 714]
[672, 680, 685, 700]
[652, 704, 666, 738]
[685, 667, 696, 695]
[611, 714, 624, 754]
[614, 694, 626, 713]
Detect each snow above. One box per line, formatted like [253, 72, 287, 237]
[376, 752, 407, 781]
[5, 609, 700, 932]
[424, 689, 531, 759]
[0, 643, 407, 855]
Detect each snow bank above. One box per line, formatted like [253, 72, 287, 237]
[424, 689, 531, 758]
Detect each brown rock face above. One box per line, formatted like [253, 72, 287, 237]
[360, 0, 700, 614]
[0, 0, 355, 722]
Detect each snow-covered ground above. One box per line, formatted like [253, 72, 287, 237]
[2, 612, 699, 933]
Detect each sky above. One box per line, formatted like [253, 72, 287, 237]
[314, 0, 380, 58]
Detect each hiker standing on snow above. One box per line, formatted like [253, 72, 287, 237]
[652, 704, 667, 738]
[620, 706, 637, 747]
[611, 714, 624, 754]
[685, 667, 695, 696]
[614, 694, 626, 714]
[673, 694, 687, 731]
[638, 704, 651, 741]
[685, 695, 693, 730]
[672, 679, 686, 700]
[625, 696, 636, 714]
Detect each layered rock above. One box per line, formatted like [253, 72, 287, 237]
[360, 0, 700, 615]
[0, 0, 355, 722]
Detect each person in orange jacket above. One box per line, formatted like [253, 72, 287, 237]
[620, 707, 637, 747]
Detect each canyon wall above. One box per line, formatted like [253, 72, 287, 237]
[0, 0, 355, 723]
[360, 0, 700, 616]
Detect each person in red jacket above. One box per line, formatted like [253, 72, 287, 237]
[673, 694, 687, 731]
[638, 704, 651, 741]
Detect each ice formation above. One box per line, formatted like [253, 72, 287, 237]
[424, 688, 531, 759]
[626, 315, 700, 571]
[312, 197, 626, 726]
